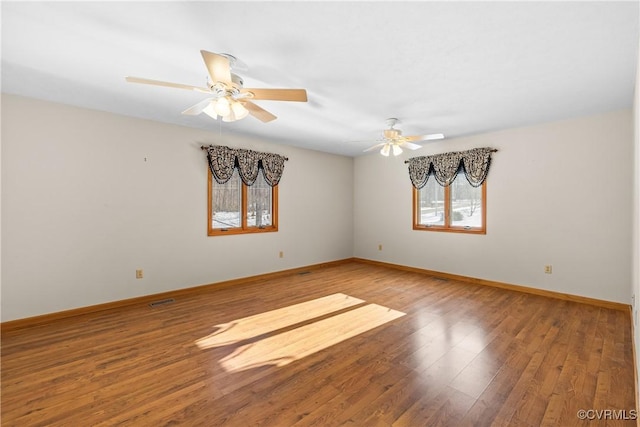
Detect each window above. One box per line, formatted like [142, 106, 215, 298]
[413, 173, 486, 234]
[204, 145, 286, 236]
[407, 147, 495, 234]
[208, 168, 278, 236]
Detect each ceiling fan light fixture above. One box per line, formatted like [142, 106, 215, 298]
[392, 144, 403, 156]
[231, 101, 249, 120]
[380, 144, 391, 157]
[214, 97, 231, 117]
[202, 102, 218, 120]
[221, 99, 249, 122]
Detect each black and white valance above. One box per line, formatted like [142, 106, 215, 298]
[406, 147, 496, 189]
[203, 145, 288, 187]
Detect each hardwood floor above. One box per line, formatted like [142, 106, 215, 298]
[1, 261, 636, 426]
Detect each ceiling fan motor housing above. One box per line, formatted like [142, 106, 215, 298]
[230, 73, 244, 89]
[384, 129, 401, 139]
[208, 73, 244, 92]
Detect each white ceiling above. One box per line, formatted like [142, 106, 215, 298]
[2, 1, 638, 157]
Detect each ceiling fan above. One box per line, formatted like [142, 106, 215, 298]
[126, 50, 308, 123]
[363, 118, 445, 156]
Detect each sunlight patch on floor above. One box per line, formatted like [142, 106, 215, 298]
[195, 293, 364, 348]
[195, 293, 405, 373]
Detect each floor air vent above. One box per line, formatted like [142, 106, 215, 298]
[149, 298, 175, 307]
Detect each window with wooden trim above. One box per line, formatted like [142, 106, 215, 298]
[413, 173, 486, 234]
[407, 147, 494, 235]
[208, 168, 278, 236]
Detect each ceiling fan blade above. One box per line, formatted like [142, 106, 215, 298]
[125, 76, 211, 93]
[363, 142, 387, 152]
[242, 88, 308, 102]
[405, 133, 445, 142]
[399, 141, 422, 150]
[181, 98, 214, 116]
[243, 100, 277, 122]
[200, 50, 233, 86]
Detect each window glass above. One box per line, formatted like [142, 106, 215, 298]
[450, 176, 483, 228]
[211, 171, 242, 229]
[417, 178, 445, 227]
[247, 172, 272, 227]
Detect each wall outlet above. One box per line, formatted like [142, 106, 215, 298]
[279, 251, 284, 258]
[544, 265, 552, 274]
[136, 269, 144, 279]
[378, 244, 383, 251]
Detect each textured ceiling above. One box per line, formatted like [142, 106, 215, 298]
[2, 1, 638, 157]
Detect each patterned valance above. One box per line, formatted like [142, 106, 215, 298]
[203, 145, 288, 187]
[406, 147, 496, 189]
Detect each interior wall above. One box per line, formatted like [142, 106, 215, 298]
[1, 93, 635, 322]
[632, 38, 640, 405]
[354, 109, 633, 304]
[0, 94, 354, 322]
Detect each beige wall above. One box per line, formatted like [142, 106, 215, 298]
[354, 109, 634, 304]
[1, 94, 354, 321]
[1, 93, 636, 322]
[632, 35, 640, 405]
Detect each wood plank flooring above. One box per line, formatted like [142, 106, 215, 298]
[1, 261, 636, 426]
